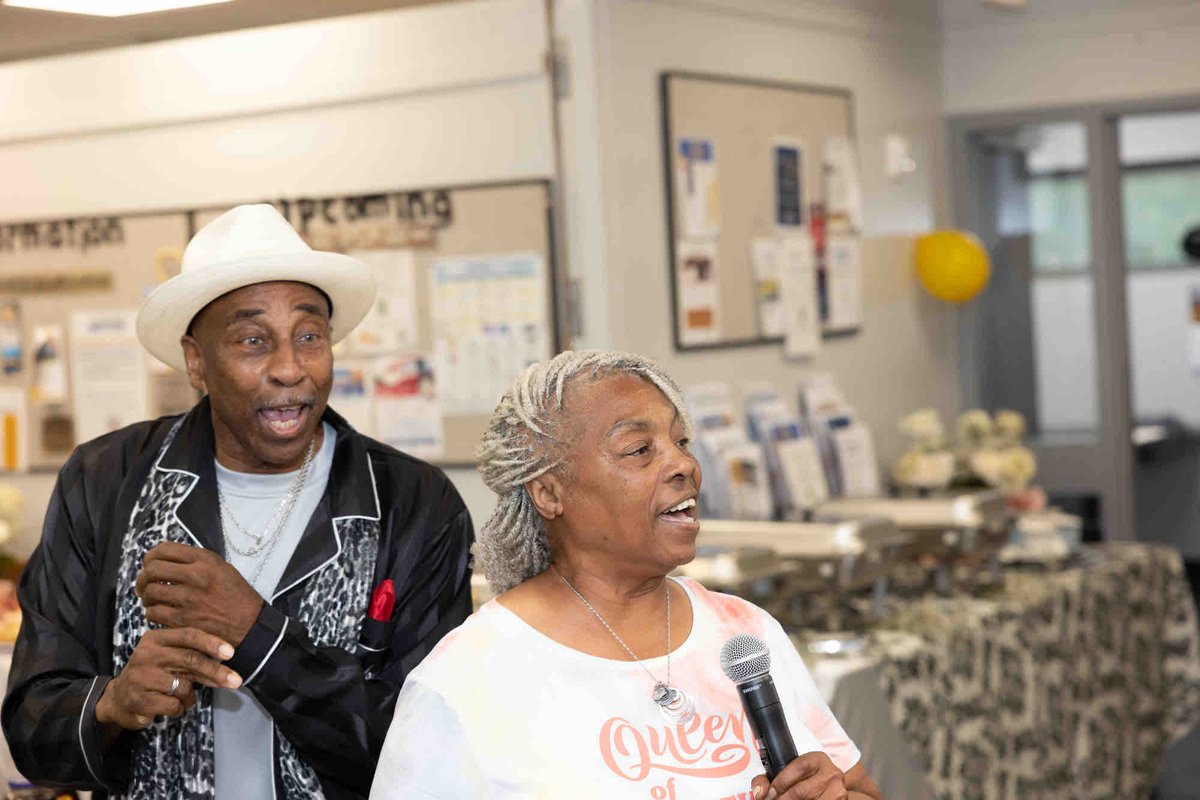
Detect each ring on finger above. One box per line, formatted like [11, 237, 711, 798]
[168, 673, 180, 696]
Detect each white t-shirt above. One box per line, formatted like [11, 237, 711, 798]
[371, 577, 860, 800]
[212, 423, 336, 800]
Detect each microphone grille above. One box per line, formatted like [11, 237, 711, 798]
[720, 633, 771, 683]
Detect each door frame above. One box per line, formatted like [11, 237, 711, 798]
[947, 97, 1200, 540]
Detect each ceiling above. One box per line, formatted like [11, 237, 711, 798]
[0, 0, 447, 64]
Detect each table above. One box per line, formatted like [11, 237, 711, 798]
[870, 544, 1200, 800]
[806, 653, 937, 799]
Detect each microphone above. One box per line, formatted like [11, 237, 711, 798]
[720, 633, 799, 779]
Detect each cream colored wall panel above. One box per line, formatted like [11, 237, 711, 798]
[942, 1, 1200, 113]
[0, 79, 552, 219]
[0, 0, 547, 143]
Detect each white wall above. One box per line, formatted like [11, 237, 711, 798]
[587, 0, 960, 465]
[943, 0, 1200, 434]
[941, 0, 1200, 114]
[1, 0, 968, 554]
[0, 0, 554, 553]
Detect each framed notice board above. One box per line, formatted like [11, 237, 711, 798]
[0, 179, 559, 472]
[0, 211, 196, 472]
[193, 179, 560, 467]
[661, 71, 862, 352]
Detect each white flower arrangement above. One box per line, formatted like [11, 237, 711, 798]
[893, 408, 1037, 494]
[993, 409, 1027, 446]
[956, 409, 992, 445]
[899, 409, 946, 448]
[893, 448, 956, 491]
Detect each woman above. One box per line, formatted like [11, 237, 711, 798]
[372, 351, 882, 799]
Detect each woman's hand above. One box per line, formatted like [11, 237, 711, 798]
[750, 752, 882, 800]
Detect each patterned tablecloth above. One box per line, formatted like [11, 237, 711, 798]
[873, 543, 1200, 800]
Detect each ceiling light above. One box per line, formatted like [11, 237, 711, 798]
[2, 0, 233, 17]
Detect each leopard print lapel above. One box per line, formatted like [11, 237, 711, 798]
[110, 413, 381, 799]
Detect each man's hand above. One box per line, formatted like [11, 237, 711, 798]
[751, 751, 847, 800]
[136, 542, 264, 647]
[95, 628, 241, 730]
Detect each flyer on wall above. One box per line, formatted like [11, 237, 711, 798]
[330, 361, 375, 435]
[69, 309, 150, 443]
[31, 324, 67, 403]
[780, 233, 820, 358]
[824, 235, 864, 332]
[373, 353, 445, 459]
[675, 138, 720, 238]
[750, 237, 785, 338]
[676, 239, 721, 345]
[0, 300, 22, 377]
[430, 252, 550, 414]
[346, 248, 419, 354]
[772, 136, 807, 232]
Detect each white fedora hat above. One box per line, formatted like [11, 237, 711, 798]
[137, 203, 377, 372]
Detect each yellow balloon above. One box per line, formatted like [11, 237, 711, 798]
[914, 231, 991, 303]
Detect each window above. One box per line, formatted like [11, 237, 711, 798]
[1122, 164, 1200, 268]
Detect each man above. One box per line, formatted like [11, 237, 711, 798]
[1, 204, 475, 799]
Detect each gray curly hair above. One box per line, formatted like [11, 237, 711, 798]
[474, 350, 691, 592]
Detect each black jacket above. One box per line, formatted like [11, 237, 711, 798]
[1, 399, 474, 798]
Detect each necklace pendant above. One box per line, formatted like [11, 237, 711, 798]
[653, 683, 696, 725]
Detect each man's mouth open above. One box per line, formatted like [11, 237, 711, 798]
[259, 404, 310, 437]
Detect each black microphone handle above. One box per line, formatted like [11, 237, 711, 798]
[736, 674, 800, 780]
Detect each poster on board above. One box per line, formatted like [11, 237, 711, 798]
[346, 248, 419, 354]
[824, 235, 864, 332]
[373, 353, 444, 459]
[430, 252, 550, 415]
[69, 309, 149, 444]
[0, 300, 23, 377]
[780, 234, 820, 359]
[329, 361, 375, 435]
[772, 137, 807, 232]
[675, 138, 720, 238]
[750, 238, 784, 338]
[676, 239, 721, 346]
[31, 324, 67, 403]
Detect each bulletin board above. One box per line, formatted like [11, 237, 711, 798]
[192, 179, 559, 467]
[0, 179, 558, 472]
[661, 71, 862, 352]
[0, 212, 197, 472]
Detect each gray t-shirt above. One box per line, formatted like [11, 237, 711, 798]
[212, 422, 336, 800]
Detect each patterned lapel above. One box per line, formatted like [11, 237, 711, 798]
[270, 407, 381, 604]
[112, 414, 216, 800]
[153, 398, 224, 556]
[111, 402, 383, 799]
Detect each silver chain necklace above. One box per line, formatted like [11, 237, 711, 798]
[553, 566, 696, 724]
[218, 435, 318, 586]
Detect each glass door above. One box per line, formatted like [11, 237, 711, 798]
[951, 113, 1135, 540]
[1117, 110, 1200, 559]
